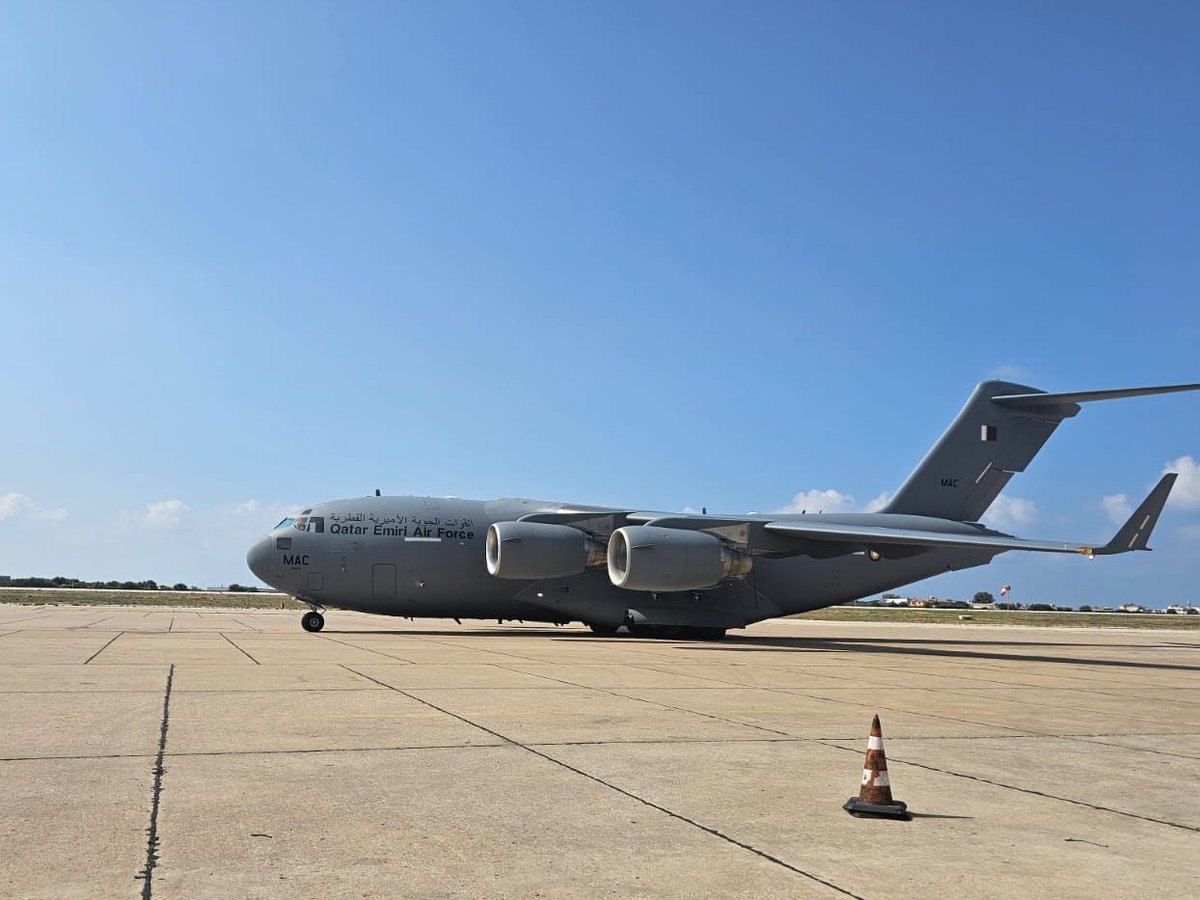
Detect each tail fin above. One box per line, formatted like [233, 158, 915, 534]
[884, 380, 1200, 522]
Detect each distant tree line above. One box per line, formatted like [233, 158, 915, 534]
[0, 576, 256, 592]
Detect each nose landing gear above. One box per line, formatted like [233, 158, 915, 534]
[301, 610, 325, 633]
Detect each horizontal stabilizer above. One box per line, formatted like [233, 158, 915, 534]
[993, 383, 1200, 409]
[1096, 473, 1176, 555]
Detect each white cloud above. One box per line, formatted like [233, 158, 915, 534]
[774, 489, 860, 515]
[1101, 493, 1132, 524]
[981, 495, 1040, 530]
[0, 492, 68, 522]
[142, 499, 191, 528]
[234, 499, 260, 515]
[865, 491, 894, 513]
[0, 493, 32, 519]
[1164, 455, 1200, 509]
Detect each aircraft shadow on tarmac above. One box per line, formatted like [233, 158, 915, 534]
[321, 628, 1199, 672]
[686, 635, 1200, 672]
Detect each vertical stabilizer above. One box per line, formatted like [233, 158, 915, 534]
[883, 381, 1076, 522]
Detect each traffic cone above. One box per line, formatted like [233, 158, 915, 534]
[843, 714, 911, 820]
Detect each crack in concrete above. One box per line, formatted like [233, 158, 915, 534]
[135, 664, 174, 898]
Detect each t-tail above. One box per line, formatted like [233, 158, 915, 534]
[883, 380, 1200, 522]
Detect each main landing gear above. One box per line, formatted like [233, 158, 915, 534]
[301, 610, 325, 633]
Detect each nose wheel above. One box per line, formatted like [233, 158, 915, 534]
[301, 611, 325, 633]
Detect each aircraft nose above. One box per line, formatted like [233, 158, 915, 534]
[246, 535, 274, 586]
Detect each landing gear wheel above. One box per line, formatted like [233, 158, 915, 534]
[301, 611, 325, 633]
[588, 623, 620, 636]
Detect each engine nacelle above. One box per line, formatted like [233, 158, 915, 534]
[607, 525, 752, 592]
[486, 521, 606, 580]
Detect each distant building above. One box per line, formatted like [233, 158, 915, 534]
[1118, 603, 1146, 613]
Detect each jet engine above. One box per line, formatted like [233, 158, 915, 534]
[607, 525, 752, 592]
[486, 521, 606, 580]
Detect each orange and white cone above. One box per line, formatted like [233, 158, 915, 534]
[843, 714, 911, 819]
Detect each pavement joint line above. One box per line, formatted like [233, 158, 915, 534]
[0, 737, 805, 764]
[402, 633, 549, 664]
[342, 664, 862, 899]
[168, 616, 174, 633]
[170, 687, 389, 694]
[313, 633, 416, 664]
[864, 659, 1200, 706]
[1, 752, 157, 762]
[775, 674, 1195, 732]
[816, 739, 1200, 834]
[136, 664, 174, 899]
[83, 632, 125, 665]
[0, 630, 21, 638]
[631, 663, 1039, 737]
[490, 664, 796, 739]
[0, 612, 53, 625]
[220, 633, 261, 665]
[231, 616, 266, 633]
[731, 639, 1200, 673]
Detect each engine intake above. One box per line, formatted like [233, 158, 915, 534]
[486, 521, 606, 580]
[607, 525, 752, 592]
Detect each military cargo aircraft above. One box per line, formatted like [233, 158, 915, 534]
[246, 380, 1198, 639]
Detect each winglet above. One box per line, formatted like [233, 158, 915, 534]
[1096, 473, 1177, 555]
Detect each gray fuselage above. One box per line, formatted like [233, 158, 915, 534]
[246, 495, 996, 630]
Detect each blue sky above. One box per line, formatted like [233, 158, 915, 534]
[2, 2, 1197, 604]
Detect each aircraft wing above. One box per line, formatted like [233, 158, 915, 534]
[516, 474, 1176, 560]
[762, 521, 1102, 556]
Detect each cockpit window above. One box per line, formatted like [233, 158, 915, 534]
[306, 517, 324, 533]
[275, 517, 294, 529]
[293, 516, 309, 531]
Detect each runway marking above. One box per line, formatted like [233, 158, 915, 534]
[343, 664, 862, 898]
[220, 634, 260, 665]
[136, 664, 174, 899]
[84, 632, 124, 665]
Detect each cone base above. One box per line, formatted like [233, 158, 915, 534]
[843, 797, 912, 820]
